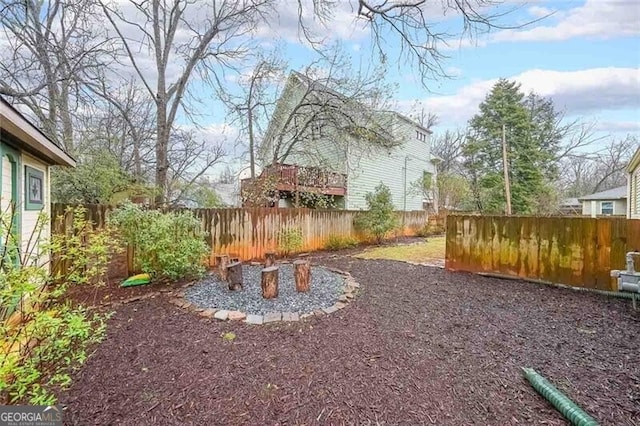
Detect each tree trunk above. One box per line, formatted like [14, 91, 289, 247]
[218, 254, 229, 281]
[293, 259, 310, 292]
[248, 104, 256, 179]
[227, 262, 243, 291]
[261, 266, 278, 299]
[59, 83, 74, 152]
[265, 251, 276, 267]
[155, 100, 168, 205]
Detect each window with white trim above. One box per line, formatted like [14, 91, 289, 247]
[601, 201, 614, 215]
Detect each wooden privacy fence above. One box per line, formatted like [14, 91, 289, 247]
[51, 204, 431, 275]
[445, 215, 640, 291]
[186, 208, 428, 263]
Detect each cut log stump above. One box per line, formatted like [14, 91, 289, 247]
[218, 254, 229, 281]
[227, 262, 243, 291]
[265, 251, 276, 267]
[294, 260, 311, 292]
[213, 254, 226, 267]
[261, 266, 279, 299]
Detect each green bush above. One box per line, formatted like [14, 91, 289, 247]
[0, 206, 115, 404]
[109, 203, 210, 280]
[278, 227, 303, 256]
[354, 183, 399, 244]
[324, 234, 359, 251]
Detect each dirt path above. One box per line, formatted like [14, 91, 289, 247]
[62, 257, 639, 425]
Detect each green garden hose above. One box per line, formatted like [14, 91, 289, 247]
[522, 367, 598, 426]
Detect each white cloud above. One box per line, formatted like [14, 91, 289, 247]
[527, 5, 555, 19]
[445, 66, 463, 78]
[444, 0, 639, 50]
[406, 67, 640, 127]
[255, 0, 369, 44]
[495, 0, 639, 42]
[594, 120, 640, 134]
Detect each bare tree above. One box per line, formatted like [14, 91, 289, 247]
[560, 135, 638, 197]
[100, 0, 273, 204]
[80, 80, 156, 181]
[293, 1, 534, 84]
[259, 49, 400, 169]
[166, 129, 226, 206]
[221, 53, 285, 178]
[0, 0, 110, 151]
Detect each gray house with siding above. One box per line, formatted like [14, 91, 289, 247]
[248, 72, 438, 211]
[578, 186, 627, 217]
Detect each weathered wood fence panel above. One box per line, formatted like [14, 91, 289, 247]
[51, 205, 432, 276]
[193, 208, 430, 263]
[445, 215, 640, 291]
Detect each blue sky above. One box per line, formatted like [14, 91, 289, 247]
[195, 0, 639, 158]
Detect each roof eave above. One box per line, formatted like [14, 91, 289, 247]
[0, 101, 76, 167]
[627, 146, 640, 173]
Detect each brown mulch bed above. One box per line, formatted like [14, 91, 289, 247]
[61, 256, 639, 425]
[64, 275, 188, 308]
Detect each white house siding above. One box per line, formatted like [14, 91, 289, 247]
[1, 155, 12, 211]
[581, 199, 627, 217]
[629, 167, 640, 219]
[346, 114, 435, 211]
[21, 152, 49, 265]
[1, 155, 13, 257]
[284, 126, 349, 174]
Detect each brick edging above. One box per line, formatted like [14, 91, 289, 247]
[164, 267, 361, 325]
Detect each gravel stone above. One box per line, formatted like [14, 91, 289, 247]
[228, 311, 246, 321]
[214, 310, 229, 320]
[264, 312, 282, 323]
[322, 306, 338, 314]
[282, 312, 299, 322]
[245, 314, 263, 325]
[200, 308, 216, 318]
[184, 264, 346, 315]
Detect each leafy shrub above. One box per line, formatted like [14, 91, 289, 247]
[1, 206, 115, 404]
[278, 227, 303, 256]
[354, 183, 399, 244]
[324, 234, 359, 251]
[109, 202, 210, 280]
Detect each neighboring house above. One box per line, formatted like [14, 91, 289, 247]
[627, 145, 640, 219]
[557, 197, 581, 215]
[0, 96, 76, 264]
[246, 72, 438, 211]
[578, 186, 627, 217]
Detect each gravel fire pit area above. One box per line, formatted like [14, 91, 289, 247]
[183, 264, 348, 316]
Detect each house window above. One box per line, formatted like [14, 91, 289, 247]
[422, 171, 433, 189]
[416, 131, 426, 142]
[312, 122, 324, 138]
[25, 166, 44, 210]
[601, 201, 614, 216]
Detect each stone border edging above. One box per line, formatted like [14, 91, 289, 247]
[164, 265, 360, 325]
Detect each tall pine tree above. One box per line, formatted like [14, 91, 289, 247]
[463, 80, 560, 214]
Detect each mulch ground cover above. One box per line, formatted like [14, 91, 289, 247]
[61, 255, 639, 425]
